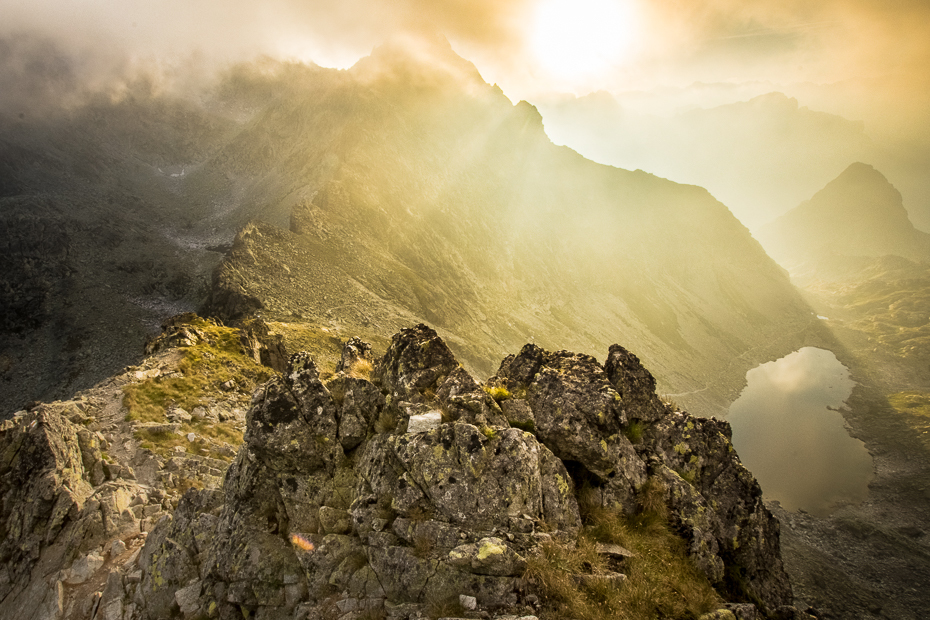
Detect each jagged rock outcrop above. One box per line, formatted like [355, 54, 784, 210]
[123, 325, 797, 620]
[0, 403, 164, 620]
[238, 319, 289, 374]
[492, 343, 792, 612]
[0, 323, 802, 620]
[132, 325, 580, 619]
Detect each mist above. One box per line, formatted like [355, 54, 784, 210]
[2, 0, 927, 231]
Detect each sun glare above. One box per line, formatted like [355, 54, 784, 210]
[530, 0, 640, 83]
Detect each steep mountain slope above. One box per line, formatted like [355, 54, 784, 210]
[0, 87, 240, 414]
[535, 91, 873, 230]
[201, 39, 817, 412]
[0, 36, 817, 416]
[756, 162, 930, 275]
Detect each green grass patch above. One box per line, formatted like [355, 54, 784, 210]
[268, 321, 390, 377]
[888, 391, 930, 449]
[483, 385, 512, 403]
[509, 419, 536, 434]
[124, 318, 274, 424]
[134, 419, 244, 461]
[526, 478, 720, 620]
[623, 421, 644, 444]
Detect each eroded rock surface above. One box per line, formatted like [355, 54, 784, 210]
[1, 323, 800, 620]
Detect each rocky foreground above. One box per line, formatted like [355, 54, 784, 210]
[0, 321, 813, 620]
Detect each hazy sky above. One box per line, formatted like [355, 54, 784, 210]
[3, 0, 928, 227]
[3, 0, 929, 99]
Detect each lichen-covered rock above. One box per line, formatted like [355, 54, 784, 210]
[435, 366, 508, 428]
[238, 318, 289, 373]
[0, 405, 159, 620]
[355, 422, 580, 534]
[138, 489, 223, 619]
[448, 537, 527, 576]
[647, 413, 793, 614]
[500, 399, 535, 433]
[123, 328, 794, 620]
[604, 344, 666, 423]
[374, 324, 459, 404]
[335, 337, 373, 374]
[0, 409, 95, 590]
[245, 352, 342, 473]
[493, 346, 647, 509]
[493, 340, 793, 615]
[328, 375, 384, 450]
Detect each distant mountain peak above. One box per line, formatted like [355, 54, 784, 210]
[350, 31, 487, 90]
[812, 162, 904, 219]
[748, 92, 797, 108]
[757, 162, 929, 270]
[834, 161, 888, 183]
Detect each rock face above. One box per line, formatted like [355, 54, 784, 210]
[125, 325, 793, 620]
[0, 403, 164, 620]
[492, 342, 792, 610]
[0, 323, 798, 619]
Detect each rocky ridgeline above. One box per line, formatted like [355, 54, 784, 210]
[0, 324, 809, 620]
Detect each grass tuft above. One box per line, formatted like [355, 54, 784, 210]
[375, 409, 398, 434]
[623, 421, 644, 444]
[424, 593, 466, 620]
[525, 476, 719, 620]
[483, 385, 512, 403]
[348, 358, 373, 380]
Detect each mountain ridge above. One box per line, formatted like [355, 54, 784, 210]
[0, 318, 806, 620]
[0, 37, 819, 415]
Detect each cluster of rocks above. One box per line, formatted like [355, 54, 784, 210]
[132, 325, 804, 620]
[0, 323, 811, 620]
[0, 401, 172, 620]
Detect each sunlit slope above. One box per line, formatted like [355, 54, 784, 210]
[535, 91, 873, 231]
[203, 39, 816, 411]
[757, 163, 930, 276]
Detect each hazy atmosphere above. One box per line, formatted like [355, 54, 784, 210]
[2, 0, 929, 229]
[2, 2, 930, 619]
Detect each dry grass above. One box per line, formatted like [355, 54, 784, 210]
[525, 477, 720, 620]
[412, 532, 434, 558]
[424, 593, 467, 620]
[348, 358, 373, 380]
[124, 318, 273, 424]
[375, 409, 398, 434]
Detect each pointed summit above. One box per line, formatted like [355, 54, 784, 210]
[757, 162, 930, 269]
[349, 31, 489, 93]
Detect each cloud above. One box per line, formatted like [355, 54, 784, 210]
[640, 0, 930, 85]
[0, 0, 531, 69]
[1, 0, 928, 113]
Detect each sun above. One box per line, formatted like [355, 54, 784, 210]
[530, 0, 640, 82]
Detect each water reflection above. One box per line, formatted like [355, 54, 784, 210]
[728, 347, 873, 516]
